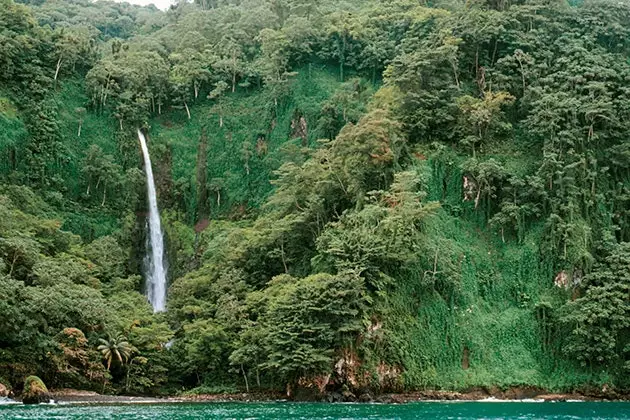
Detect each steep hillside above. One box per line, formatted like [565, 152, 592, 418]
[1, 0, 629, 398]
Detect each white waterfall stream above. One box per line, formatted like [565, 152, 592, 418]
[138, 130, 167, 312]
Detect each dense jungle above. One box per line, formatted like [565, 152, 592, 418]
[1, 0, 629, 399]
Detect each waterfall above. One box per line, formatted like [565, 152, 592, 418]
[138, 130, 167, 312]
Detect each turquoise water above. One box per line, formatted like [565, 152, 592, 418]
[1, 402, 629, 419]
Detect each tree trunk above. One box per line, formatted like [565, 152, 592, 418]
[232, 50, 237, 92]
[126, 365, 131, 392]
[9, 253, 18, 277]
[77, 121, 82, 137]
[474, 186, 481, 209]
[101, 181, 107, 206]
[194, 83, 199, 99]
[451, 60, 460, 89]
[119, 119, 123, 131]
[184, 102, 191, 120]
[54, 57, 62, 82]
[241, 364, 249, 393]
[219, 114, 223, 128]
[103, 75, 111, 108]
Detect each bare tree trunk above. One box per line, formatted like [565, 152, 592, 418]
[101, 181, 107, 206]
[103, 75, 111, 108]
[451, 60, 460, 89]
[241, 364, 249, 392]
[184, 102, 191, 120]
[474, 186, 481, 209]
[77, 121, 82, 137]
[219, 114, 223, 128]
[126, 364, 131, 392]
[9, 253, 18, 276]
[194, 83, 199, 99]
[54, 57, 62, 82]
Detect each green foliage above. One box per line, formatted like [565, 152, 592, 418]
[3, 0, 630, 398]
[97, 334, 133, 371]
[182, 384, 239, 395]
[261, 271, 369, 384]
[560, 243, 630, 376]
[23, 376, 48, 394]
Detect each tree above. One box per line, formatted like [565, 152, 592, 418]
[456, 91, 515, 158]
[97, 334, 133, 371]
[208, 81, 229, 127]
[326, 11, 360, 82]
[560, 243, 630, 370]
[81, 145, 123, 207]
[262, 271, 368, 388]
[214, 37, 246, 93]
[169, 49, 212, 119]
[75, 107, 86, 137]
[257, 28, 296, 108]
[51, 26, 96, 84]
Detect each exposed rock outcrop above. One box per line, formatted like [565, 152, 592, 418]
[0, 382, 11, 398]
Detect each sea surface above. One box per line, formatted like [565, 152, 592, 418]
[0, 401, 629, 419]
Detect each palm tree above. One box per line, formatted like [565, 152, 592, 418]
[97, 334, 133, 370]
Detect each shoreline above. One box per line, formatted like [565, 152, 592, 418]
[38, 388, 629, 405]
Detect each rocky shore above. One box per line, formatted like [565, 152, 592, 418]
[43, 387, 629, 405]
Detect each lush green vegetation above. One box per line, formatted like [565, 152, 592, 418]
[1, 0, 629, 397]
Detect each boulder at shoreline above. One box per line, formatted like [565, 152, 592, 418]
[22, 376, 52, 405]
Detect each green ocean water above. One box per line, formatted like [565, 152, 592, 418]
[1, 402, 629, 419]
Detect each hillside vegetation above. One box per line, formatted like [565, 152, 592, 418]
[1, 0, 629, 397]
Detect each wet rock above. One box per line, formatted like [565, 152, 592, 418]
[329, 392, 343, 403]
[358, 393, 373, 403]
[375, 394, 396, 404]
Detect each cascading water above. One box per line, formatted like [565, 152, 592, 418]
[138, 130, 167, 312]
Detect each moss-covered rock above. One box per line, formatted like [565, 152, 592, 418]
[21, 376, 51, 404]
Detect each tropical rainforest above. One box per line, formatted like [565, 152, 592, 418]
[1, 0, 630, 398]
